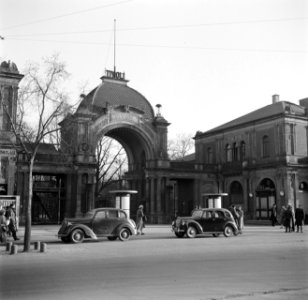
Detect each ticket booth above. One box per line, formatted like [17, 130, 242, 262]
[202, 193, 228, 209]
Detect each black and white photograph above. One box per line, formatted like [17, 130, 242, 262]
[0, 0, 307, 299]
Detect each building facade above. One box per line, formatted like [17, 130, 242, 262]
[194, 95, 308, 220]
[0, 61, 23, 196]
[1, 60, 307, 224]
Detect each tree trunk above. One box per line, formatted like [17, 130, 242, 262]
[23, 157, 34, 252]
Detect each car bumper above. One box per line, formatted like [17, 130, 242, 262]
[172, 224, 187, 233]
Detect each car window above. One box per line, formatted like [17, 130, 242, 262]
[107, 210, 118, 219]
[225, 211, 232, 218]
[216, 211, 224, 218]
[192, 210, 203, 218]
[95, 211, 106, 220]
[84, 210, 95, 218]
[119, 211, 127, 219]
[202, 211, 213, 219]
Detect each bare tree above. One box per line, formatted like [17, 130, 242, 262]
[95, 137, 128, 197]
[168, 133, 195, 160]
[1, 54, 70, 252]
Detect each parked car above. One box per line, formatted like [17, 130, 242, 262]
[172, 208, 239, 238]
[58, 208, 137, 243]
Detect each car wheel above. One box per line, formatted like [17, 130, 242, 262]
[186, 226, 197, 238]
[61, 237, 70, 243]
[118, 228, 130, 241]
[212, 233, 220, 237]
[223, 225, 234, 237]
[107, 236, 118, 241]
[70, 229, 85, 243]
[175, 232, 185, 238]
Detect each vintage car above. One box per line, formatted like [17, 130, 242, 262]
[58, 208, 137, 243]
[172, 208, 239, 238]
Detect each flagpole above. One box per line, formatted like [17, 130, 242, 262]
[114, 19, 116, 75]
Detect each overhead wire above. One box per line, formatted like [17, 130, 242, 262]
[0, 0, 133, 31]
[6, 37, 307, 54]
[4, 16, 307, 38]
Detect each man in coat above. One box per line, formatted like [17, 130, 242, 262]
[295, 205, 305, 233]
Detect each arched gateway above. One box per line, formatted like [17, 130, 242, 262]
[60, 70, 171, 223]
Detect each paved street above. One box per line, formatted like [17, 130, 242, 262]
[1, 225, 307, 300]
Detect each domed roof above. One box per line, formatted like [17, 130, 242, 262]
[77, 71, 154, 120]
[0, 60, 19, 73]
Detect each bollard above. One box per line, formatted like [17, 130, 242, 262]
[6, 241, 13, 252]
[10, 244, 18, 255]
[34, 241, 41, 250]
[40, 243, 47, 253]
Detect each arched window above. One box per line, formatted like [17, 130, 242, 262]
[207, 147, 213, 164]
[232, 142, 238, 161]
[262, 135, 270, 158]
[226, 144, 232, 162]
[240, 141, 246, 161]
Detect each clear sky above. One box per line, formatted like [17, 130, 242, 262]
[0, 0, 307, 138]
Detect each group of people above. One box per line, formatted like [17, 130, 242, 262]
[270, 203, 305, 233]
[229, 204, 244, 234]
[0, 203, 20, 243]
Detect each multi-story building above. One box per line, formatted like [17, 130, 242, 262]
[0, 61, 23, 196]
[194, 95, 308, 220]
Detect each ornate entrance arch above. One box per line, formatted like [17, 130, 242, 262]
[60, 70, 171, 222]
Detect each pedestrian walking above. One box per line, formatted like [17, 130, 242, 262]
[5, 203, 19, 241]
[289, 205, 295, 232]
[295, 205, 305, 233]
[270, 203, 278, 226]
[278, 206, 287, 229]
[284, 205, 293, 233]
[136, 205, 146, 235]
[237, 205, 244, 234]
[229, 204, 240, 228]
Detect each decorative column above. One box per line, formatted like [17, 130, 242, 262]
[75, 174, 83, 217]
[150, 177, 155, 222]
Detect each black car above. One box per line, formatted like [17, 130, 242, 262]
[172, 208, 239, 238]
[58, 208, 137, 243]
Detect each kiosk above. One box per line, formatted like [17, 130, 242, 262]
[109, 190, 138, 218]
[202, 193, 228, 209]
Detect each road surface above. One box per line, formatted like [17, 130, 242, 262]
[1, 225, 307, 300]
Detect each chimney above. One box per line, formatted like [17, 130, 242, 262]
[272, 94, 280, 104]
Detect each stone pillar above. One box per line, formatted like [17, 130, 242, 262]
[65, 174, 72, 217]
[145, 177, 150, 213]
[75, 174, 83, 217]
[150, 177, 155, 222]
[156, 177, 161, 212]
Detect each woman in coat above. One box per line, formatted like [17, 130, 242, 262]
[136, 205, 146, 235]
